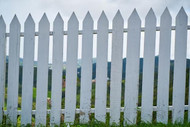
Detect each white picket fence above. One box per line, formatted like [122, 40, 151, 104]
[0, 7, 190, 126]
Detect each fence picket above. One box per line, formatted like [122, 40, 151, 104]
[7, 16, 20, 125]
[124, 9, 141, 125]
[110, 11, 124, 125]
[21, 14, 35, 125]
[50, 13, 64, 126]
[80, 12, 94, 123]
[157, 8, 172, 124]
[95, 11, 109, 122]
[0, 9, 189, 126]
[35, 14, 50, 126]
[172, 7, 188, 123]
[0, 16, 6, 124]
[65, 13, 79, 123]
[141, 9, 156, 123]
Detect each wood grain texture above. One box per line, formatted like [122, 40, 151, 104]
[141, 9, 156, 123]
[64, 13, 79, 123]
[50, 13, 64, 126]
[80, 12, 94, 123]
[124, 9, 141, 125]
[7, 15, 20, 125]
[157, 8, 172, 124]
[0, 16, 6, 124]
[95, 11, 109, 123]
[110, 11, 124, 125]
[172, 7, 187, 123]
[21, 14, 35, 125]
[35, 14, 50, 126]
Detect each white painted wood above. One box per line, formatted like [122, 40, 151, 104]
[157, 8, 172, 124]
[95, 11, 109, 122]
[124, 9, 141, 125]
[0, 16, 6, 124]
[110, 11, 124, 125]
[3, 25, 190, 38]
[80, 12, 94, 123]
[21, 14, 35, 125]
[3, 105, 190, 116]
[35, 14, 50, 126]
[7, 15, 20, 125]
[172, 7, 187, 123]
[141, 9, 156, 123]
[65, 13, 79, 123]
[1, 10, 189, 125]
[50, 13, 64, 126]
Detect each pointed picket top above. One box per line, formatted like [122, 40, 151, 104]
[10, 15, 20, 27]
[68, 12, 79, 25]
[83, 12, 93, 31]
[145, 8, 156, 23]
[113, 10, 124, 23]
[39, 13, 50, 26]
[0, 15, 5, 28]
[25, 14, 35, 26]
[54, 13, 63, 25]
[161, 7, 172, 21]
[176, 7, 187, 21]
[98, 11, 108, 24]
[83, 11, 93, 23]
[128, 9, 141, 23]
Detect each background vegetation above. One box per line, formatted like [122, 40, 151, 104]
[1, 57, 190, 126]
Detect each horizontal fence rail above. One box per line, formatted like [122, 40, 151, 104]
[2, 105, 190, 115]
[0, 7, 190, 126]
[4, 25, 190, 37]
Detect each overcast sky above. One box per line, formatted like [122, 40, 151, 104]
[0, 0, 189, 61]
[0, 0, 190, 26]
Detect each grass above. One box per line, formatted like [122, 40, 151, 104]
[1, 69, 190, 126]
[1, 111, 190, 127]
[2, 81, 190, 127]
[64, 122, 190, 127]
[1, 118, 190, 127]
